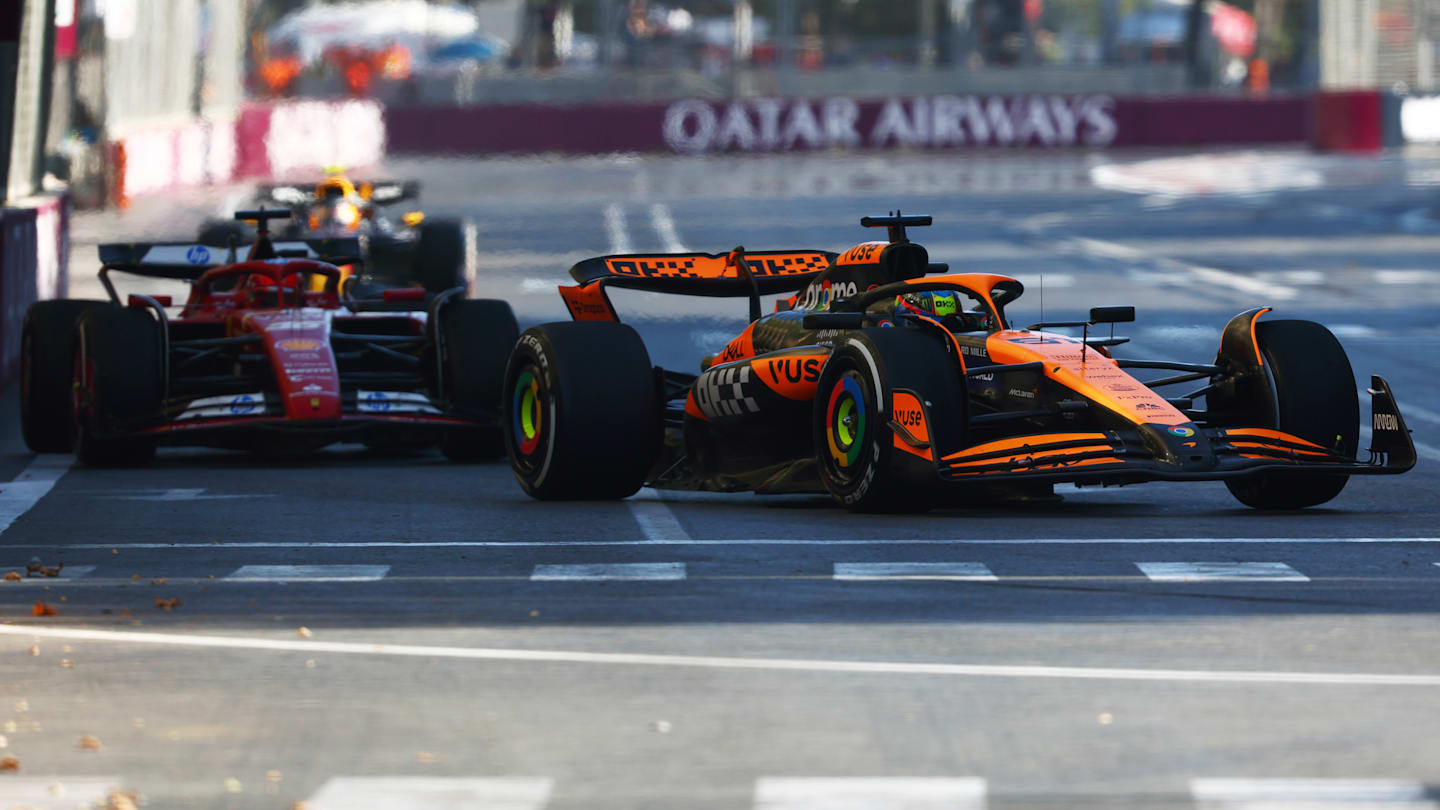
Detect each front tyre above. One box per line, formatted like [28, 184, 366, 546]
[504, 323, 660, 500]
[1224, 320, 1357, 509]
[814, 330, 963, 512]
[72, 308, 162, 466]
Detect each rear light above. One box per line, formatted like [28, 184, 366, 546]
[128, 294, 173, 308]
[382, 288, 426, 302]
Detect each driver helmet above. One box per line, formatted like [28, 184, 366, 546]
[896, 290, 963, 317]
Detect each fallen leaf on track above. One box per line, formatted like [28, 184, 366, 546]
[32, 601, 56, 616]
[0, 755, 17, 772]
[2, 572, 20, 582]
[26, 646, 38, 657]
[296, 627, 312, 638]
[60, 659, 75, 669]
[78, 735, 102, 751]
[149, 578, 166, 585]
[105, 790, 140, 810]
[154, 598, 181, 611]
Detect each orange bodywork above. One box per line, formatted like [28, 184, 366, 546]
[943, 432, 1111, 461]
[558, 282, 618, 322]
[985, 331, 1191, 427]
[836, 241, 888, 266]
[753, 353, 826, 400]
[891, 391, 933, 462]
[603, 253, 829, 281]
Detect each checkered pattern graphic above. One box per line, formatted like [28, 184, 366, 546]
[693, 364, 759, 419]
[605, 253, 828, 280]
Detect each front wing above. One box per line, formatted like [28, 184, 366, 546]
[925, 376, 1416, 486]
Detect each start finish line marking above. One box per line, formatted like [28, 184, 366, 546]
[2, 625, 1439, 688]
[4, 538, 1440, 550]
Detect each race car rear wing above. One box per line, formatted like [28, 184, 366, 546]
[260, 180, 419, 206]
[561, 249, 837, 322]
[96, 238, 363, 302]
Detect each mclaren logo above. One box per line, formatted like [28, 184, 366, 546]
[694, 365, 759, 419]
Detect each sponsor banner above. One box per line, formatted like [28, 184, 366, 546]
[387, 94, 1307, 156]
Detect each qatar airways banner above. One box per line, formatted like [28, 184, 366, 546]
[386, 94, 1307, 155]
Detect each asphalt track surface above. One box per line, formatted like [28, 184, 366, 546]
[2, 148, 1439, 809]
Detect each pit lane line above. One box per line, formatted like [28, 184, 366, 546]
[3, 623, 1439, 687]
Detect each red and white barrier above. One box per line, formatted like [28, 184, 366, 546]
[108, 99, 386, 204]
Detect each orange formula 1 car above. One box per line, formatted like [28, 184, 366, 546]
[503, 214, 1415, 511]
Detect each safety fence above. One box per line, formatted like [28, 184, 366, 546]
[0, 194, 68, 388]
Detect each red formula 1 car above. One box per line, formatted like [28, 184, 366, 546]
[504, 214, 1415, 510]
[21, 209, 517, 465]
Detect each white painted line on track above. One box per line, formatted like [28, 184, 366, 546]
[834, 562, 997, 582]
[225, 565, 390, 582]
[1137, 562, 1310, 583]
[305, 777, 554, 810]
[627, 488, 694, 543]
[1190, 778, 1436, 806]
[1073, 237, 1299, 299]
[531, 562, 686, 581]
[17, 537, 1440, 550]
[603, 202, 632, 254]
[6, 624, 1440, 687]
[0, 454, 70, 535]
[650, 203, 687, 252]
[0, 776, 120, 808]
[754, 777, 987, 809]
[93, 488, 270, 501]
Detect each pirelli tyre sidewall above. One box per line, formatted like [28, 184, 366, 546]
[814, 329, 962, 511]
[503, 323, 660, 500]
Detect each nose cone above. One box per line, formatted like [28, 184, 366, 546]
[1138, 423, 1216, 470]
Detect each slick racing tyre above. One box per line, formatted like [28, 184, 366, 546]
[437, 298, 520, 461]
[71, 307, 163, 466]
[814, 328, 965, 512]
[21, 300, 108, 452]
[414, 218, 472, 294]
[504, 322, 660, 500]
[1224, 320, 1358, 509]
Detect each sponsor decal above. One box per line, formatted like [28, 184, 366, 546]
[520, 334, 549, 371]
[277, 338, 323, 352]
[229, 394, 259, 415]
[799, 279, 858, 310]
[1008, 388, 1037, 400]
[839, 243, 883, 265]
[303, 383, 323, 392]
[1167, 426, 1196, 437]
[1374, 412, 1401, 431]
[663, 95, 1118, 154]
[362, 391, 392, 412]
[766, 357, 823, 385]
[693, 364, 760, 419]
[185, 245, 211, 265]
[1134, 402, 1164, 410]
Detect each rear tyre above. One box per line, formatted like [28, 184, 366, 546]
[1224, 320, 1357, 509]
[504, 323, 660, 499]
[414, 218, 471, 294]
[814, 329, 964, 512]
[437, 299, 520, 461]
[21, 300, 108, 452]
[71, 308, 163, 466]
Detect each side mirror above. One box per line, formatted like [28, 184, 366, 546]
[1089, 306, 1135, 324]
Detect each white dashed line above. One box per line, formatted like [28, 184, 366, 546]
[1190, 778, 1435, 806]
[305, 777, 554, 810]
[833, 562, 997, 582]
[1136, 562, 1310, 583]
[1072, 236, 1299, 299]
[627, 488, 694, 543]
[531, 563, 687, 581]
[650, 203, 687, 252]
[0, 454, 71, 536]
[754, 777, 988, 809]
[225, 565, 391, 582]
[0, 776, 119, 809]
[1376, 269, 1439, 285]
[603, 202, 632, 254]
[7, 624, 1440, 686]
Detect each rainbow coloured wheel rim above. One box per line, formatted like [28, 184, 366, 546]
[824, 373, 866, 476]
[511, 368, 545, 463]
